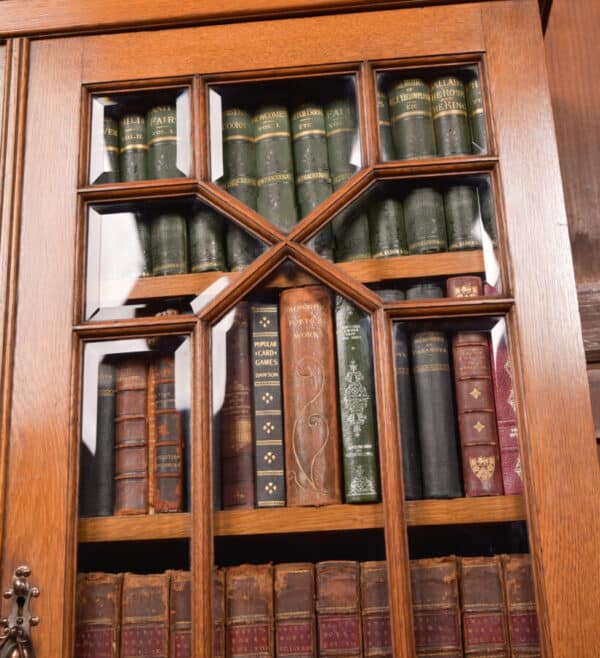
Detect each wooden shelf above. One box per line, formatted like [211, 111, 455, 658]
[77, 496, 525, 543]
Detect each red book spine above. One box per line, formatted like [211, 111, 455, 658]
[360, 561, 392, 658]
[275, 563, 317, 658]
[446, 276, 483, 298]
[168, 571, 191, 658]
[214, 568, 225, 658]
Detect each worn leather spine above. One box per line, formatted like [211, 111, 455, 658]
[274, 563, 317, 658]
[377, 91, 396, 161]
[214, 569, 225, 658]
[75, 572, 123, 658]
[121, 573, 170, 658]
[95, 115, 120, 183]
[368, 196, 408, 259]
[406, 282, 444, 300]
[447, 276, 483, 298]
[119, 112, 146, 181]
[168, 571, 191, 658]
[360, 561, 392, 658]
[188, 207, 226, 272]
[465, 76, 489, 155]
[388, 79, 436, 159]
[150, 212, 188, 276]
[335, 296, 380, 503]
[226, 564, 274, 658]
[280, 286, 342, 506]
[431, 76, 471, 156]
[444, 185, 482, 251]
[403, 187, 448, 254]
[316, 561, 362, 658]
[411, 332, 462, 498]
[147, 104, 181, 179]
[451, 332, 504, 496]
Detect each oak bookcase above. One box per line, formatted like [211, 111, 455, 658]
[0, 1, 599, 657]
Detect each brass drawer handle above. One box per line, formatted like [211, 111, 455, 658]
[0, 566, 39, 658]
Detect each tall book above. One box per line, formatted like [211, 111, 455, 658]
[98, 115, 120, 183]
[335, 296, 380, 503]
[451, 332, 504, 496]
[114, 358, 148, 515]
[226, 564, 274, 658]
[411, 331, 462, 498]
[460, 556, 510, 657]
[221, 302, 255, 508]
[360, 562, 392, 658]
[377, 91, 396, 160]
[403, 187, 448, 254]
[465, 75, 489, 155]
[367, 196, 408, 259]
[274, 563, 317, 658]
[280, 286, 342, 506]
[444, 185, 482, 251]
[214, 568, 225, 658]
[168, 571, 191, 658]
[316, 561, 362, 658]
[147, 104, 180, 179]
[250, 303, 285, 508]
[410, 557, 462, 658]
[119, 112, 146, 181]
[150, 212, 188, 276]
[188, 207, 226, 273]
[75, 572, 123, 658]
[121, 573, 170, 658]
[388, 79, 436, 159]
[430, 75, 471, 156]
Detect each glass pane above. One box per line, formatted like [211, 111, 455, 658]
[89, 88, 192, 184]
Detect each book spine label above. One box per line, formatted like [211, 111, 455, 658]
[222, 303, 255, 508]
[325, 98, 357, 176]
[280, 286, 342, 506]
[223, 108, 257, 181]
[335, 297, 380, 503]
[100, 116, 120, 183]
[431, 76, 471, 156]
[360, 562, 392, 658]
[119, 113, 146, 181]
[189, 208, 226, 272]
[377, 91, 396, 161]
[147, 105, 181, 179]
[444, 185, 482, 250]
[275, 563, 316, 658]
[403, 187, 448, 254]
[388, 79, 436, 159]
[368, 196, 408, 258]
[168, 571, 191, 658]
[452, 332, 504, 496]
[411, 332, 462, 498]
[250, 304, 285, 508]
[214, 569, 225, 658]
[151, 213, 188, 276]
[392, 325, 423, 500]
[447, 276, 482, 298]
[466, 77, 489, 155]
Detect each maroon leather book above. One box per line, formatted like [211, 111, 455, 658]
[121, 572, 170, 658]
[501, 555, 541, 657]
[214, 568, 225, 658]
[451, 332, 504, 496]
[275, 563, 317, 658]
[360, 561, 392, 658]
[114, 358, 148, 515]
[75, 572, 123, 658]
[168, 571, 191, 658]
[410, 557, 462, 658]
[447, 276, 483, 298]
[316, 561, 362, 657]
[226, 564, 274, 658]
[222, 302, 256, 508]
[460, 556, 510, 657]
[280, 286, 342, 506]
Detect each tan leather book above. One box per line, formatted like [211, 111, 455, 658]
[168, 570, 191, 658]
[275, 562, 316, 658]
[360, 561, 392, 658]
[214, 568, 225, 658]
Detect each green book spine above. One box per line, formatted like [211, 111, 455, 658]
[189, 208, 226, 272]
[135, 214, 152, 277]
[147, 105, 181, 180]
[431, 76, 471, 156]
[388, 79, 436, 160]
[150, 213, 188, 276]
[97, 116, 120, 183]
[325, 98, 357, 176]
[253, 105, 298, 230]
[406, 282, 444, 300]
[368, 196, 408, 258]
[222, 108, 257, 210]
[335, 296, 380, 503]
[377, 91, 396, 161]
[250, 304, 286, 508]
[478, 180, 498, 246]
[411, 331, 462, 498]
[119, 112, 146, 181]
[466, 76, 488, 154]
[444, 185, 482, 251]
[403, 187, 448, 254]
[226, 224, 257, 272]
[332, 170, 371, 263]
[392, 326, 423, 500]
[377, 288, 405, 302]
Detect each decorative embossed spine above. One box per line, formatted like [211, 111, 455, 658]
[447, 276, 483, 298]
[214, 569, 225, 658]
[250, 304, 285, 508]
[411, 557, 462, 658]
[377, 91, 396, 161]
[388, 79, 436, 159]
[280, 286, 342, 506]
[168, 571, 191, 658]
[403, 187, 448, 254]
[121, 573, 169, 658]
[147, 105, 181, 179]
[335, 297, 380, 503]
[444, 185, 482, 251]
[431, 76, 471, 156]
[151, 212, 188, 276]
[460, 556, 510, 657]
[451, 332, 504, 496]
[465, 76, 489, 155]
[360, 562, 392, 658]
[119, 112, 146, 181]
[316, 561, 362, 658]
[189, 207, 226, 272]
[368, 196, 408, 259]
[275, 563, 316, 658]
[226, 564, 274, 658]
[222, 303, 255, 508]
[114, 358, 148, 515]
[75, 572, 123, 658]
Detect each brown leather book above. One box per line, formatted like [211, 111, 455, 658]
[222, 302, 256, 508]
[460, 556, 510, 657]
[360, 561, 392, 658]
[214, 568, 225, 658]
[410, 557, 462, 658]
[447, 276, 483, 298]
[451, 332, 504, 496]
[501, 555, 541, 657]
[75, 572, 123, 658]
[114, 358, 148, 515]
[316, 561, 362, 657]
[280, 286, 342, 506]
[275, 562, 317, 658]
[168, 570, 191, 658]
[121, 572, 170, 658]
[226, 563, 274, 658]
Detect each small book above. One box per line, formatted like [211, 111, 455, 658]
[168, 570, 191, 658]
[360, 561, 392, 658]
[447, 275, 482, 298]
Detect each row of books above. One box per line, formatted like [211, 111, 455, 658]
[75, 553, 540, 658]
